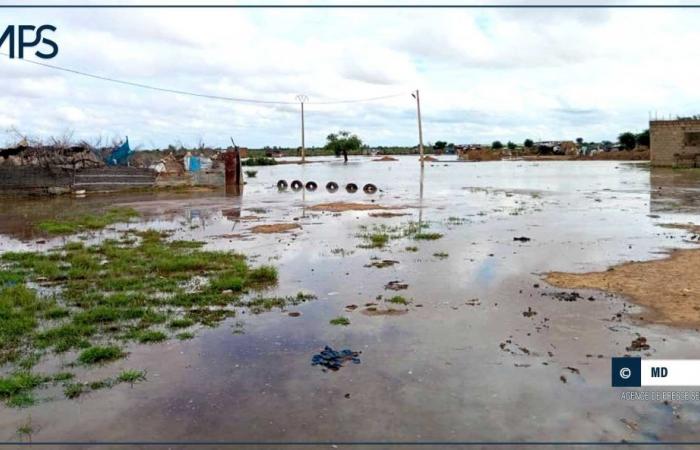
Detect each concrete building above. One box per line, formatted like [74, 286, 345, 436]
[650, 119, 700, 166]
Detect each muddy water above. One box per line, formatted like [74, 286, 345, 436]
[2, 157, 700, 444]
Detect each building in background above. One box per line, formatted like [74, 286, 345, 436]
[650, 119, 700, 167]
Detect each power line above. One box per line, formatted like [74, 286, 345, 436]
[0, 52, 409, 106]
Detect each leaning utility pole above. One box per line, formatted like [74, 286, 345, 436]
[412, 90, 425, 166]
[296, 94, 309, 163]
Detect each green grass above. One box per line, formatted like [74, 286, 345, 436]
[117, 369, 146, 384]
[0, 372, 45, 406]
[168, 318, 194, 329]
[242, 157, 277, 166]
[37, 207, 139, 235]
[387, 295, 409, 305]
[247, 265, 279, 285]
[405, 246, 418, 252]
[329, 316, 350, 326]
[0, 230, 310, 406]
[77, 346, 125, 365]
[63, 382, 85, 399]
[433, 252, 449, 259]
[176, 332, 195, 340]
[136, 330, 167, 343]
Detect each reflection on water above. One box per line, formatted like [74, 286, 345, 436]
[2, 158, 700, 442]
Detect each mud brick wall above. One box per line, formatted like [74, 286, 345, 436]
[650, 119, 700, 166]
[0, 166, 73, 194]
[0, 166, 156, 194]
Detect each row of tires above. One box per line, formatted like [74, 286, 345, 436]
[277, 180, 377, 194]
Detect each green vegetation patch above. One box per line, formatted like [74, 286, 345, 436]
[0, 230, 315, 407]
[37, 207, 140, 235]
[330, 316, 350, 326]
[242, 157, 277, 166]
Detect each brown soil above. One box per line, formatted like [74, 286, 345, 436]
[368, 212, 409, 218]
[250, 223, 301, 234]
[459, 149, 504, 162]
[372, 156, 398, 162]
[545, 248, 700, 328]
[309, 202, 395, 212]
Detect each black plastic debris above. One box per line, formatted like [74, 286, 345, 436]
[311, 346, 361, 371]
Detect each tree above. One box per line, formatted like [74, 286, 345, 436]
[524, 139, 534, 148]
[491, 140, 504, 150]
[576, 137, 583, 146]
[324, 130, 363, 157]
[636, 129, 650, 147]
[618, 132, 637, 150]
[507, 141, 517, 150]
[434, 141, 447, 150]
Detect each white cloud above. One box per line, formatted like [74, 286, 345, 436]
[1, 7, 700, 148]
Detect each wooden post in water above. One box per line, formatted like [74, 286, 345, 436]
[224, 148, 242, 195]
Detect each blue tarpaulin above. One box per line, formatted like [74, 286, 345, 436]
[106, 137, 131, 166]
[187, 155, 201, 172]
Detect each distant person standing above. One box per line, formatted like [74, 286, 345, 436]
[342, 148, 348, 163]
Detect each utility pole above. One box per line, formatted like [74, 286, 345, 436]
[296, 94, 308, 163]
[412, 90, 425, 166]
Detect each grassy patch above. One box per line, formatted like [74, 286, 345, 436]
[63, 382, 85, 399]
[176, 332, 195, 340]
[433, 252, 449, 259]
[117, 369, 146, 385]
[414, 232, 443, 240]
[168, 318, 194, 329]
[77, 346, 125, 365]
[0, 230, 311, 406]
[0, 372, 45, 407]
[136, 330, 167, 343]
[387, 295, 409, 305]
[329, 316, 350, 326]
[405, 246, 418, 252]
[37, 207, 139, 235]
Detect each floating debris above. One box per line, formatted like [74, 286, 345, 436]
[627, 336, 650, 352]
[513, 236, 531, 242]
[311, 346, 361, 371]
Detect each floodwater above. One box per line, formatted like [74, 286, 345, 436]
[2, 157, 700, 445]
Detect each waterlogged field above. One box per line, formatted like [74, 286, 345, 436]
[2, 157, 700, 443]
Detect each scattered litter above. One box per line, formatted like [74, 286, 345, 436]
[513, 236, 531, 242]
[311, 346, 361, 371]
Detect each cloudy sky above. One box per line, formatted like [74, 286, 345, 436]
[1, 3, 700, 149]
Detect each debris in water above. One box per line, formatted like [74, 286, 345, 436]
[385, 280, 408, 291]
[626, 336, 650, 351]
[513, 236, 531, 242]
[551, 291, 582, 302]
[311, 346, 361, 371]
[522, 307, 537, 317]
[365, 259, 399, 269]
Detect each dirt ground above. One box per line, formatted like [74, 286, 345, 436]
[546, 248, 700, 328]
[372, 156, 398, 162]
[250, 223, 301, 233]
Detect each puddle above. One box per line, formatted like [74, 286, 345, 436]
[2, 158, 700, 442]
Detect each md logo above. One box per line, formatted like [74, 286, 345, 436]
[0, 25, 58, 59]
[651, 367, 668, 378]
